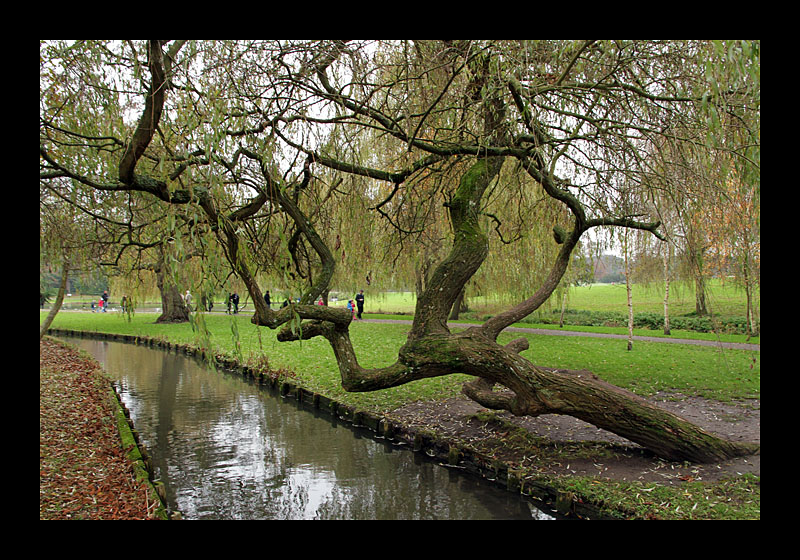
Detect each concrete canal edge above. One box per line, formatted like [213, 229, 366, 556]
[49, 328, 622, 520]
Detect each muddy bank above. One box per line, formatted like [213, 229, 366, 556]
[390, 393, 759, 485]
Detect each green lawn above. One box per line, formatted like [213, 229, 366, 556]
[469, 279, 757, 317]
[41, 309, 760, 412]
[58, 278, 756, 326]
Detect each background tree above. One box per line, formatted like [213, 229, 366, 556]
[39, 176, 109, 337]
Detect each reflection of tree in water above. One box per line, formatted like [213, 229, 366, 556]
[73, 338, 546, 520]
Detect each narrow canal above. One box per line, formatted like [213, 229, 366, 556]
[63, 336, 559, 520]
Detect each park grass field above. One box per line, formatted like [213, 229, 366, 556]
[58, 278, 756, 319]
[41, 306, 760, 413]
[44, 278, 759, 416]
[470, 278, 757, 318]
[286, 280, 758, 317]
[342, 281, 759, 344]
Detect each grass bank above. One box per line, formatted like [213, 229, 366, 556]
[42, 310, 759, 407]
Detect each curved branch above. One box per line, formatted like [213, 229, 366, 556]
[462, 378, 516, 412]
[237, 149, 336, 309]
[411, 157, 502, 339]
[118, 41, 168, 185]
[585, 216, 666, 240]
[273, 126, 446, 185]
[481, 226, 581, 340]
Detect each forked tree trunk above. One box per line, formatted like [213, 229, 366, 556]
[284, 313, 759, 463]
[254, 159, 760, 464]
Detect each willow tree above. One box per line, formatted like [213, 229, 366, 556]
[40, 40, 759, 463]
[262, 40, 759, 463]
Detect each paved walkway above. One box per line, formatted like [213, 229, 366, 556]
[363, 318, 761, 351]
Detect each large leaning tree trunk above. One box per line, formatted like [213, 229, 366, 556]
[247, 157, 758, 464]
[230, 43, 757, 464]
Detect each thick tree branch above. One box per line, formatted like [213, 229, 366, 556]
[118, 41, 169, 185]
[410, 157, 502, 339]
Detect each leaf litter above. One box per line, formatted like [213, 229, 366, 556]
[40, 338, 155, 520]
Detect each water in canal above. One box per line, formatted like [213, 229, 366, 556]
[63, 337, 557, 520]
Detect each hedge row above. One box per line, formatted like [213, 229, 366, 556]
[529, 309, 756, 335]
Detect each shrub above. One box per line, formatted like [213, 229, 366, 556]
[529, 309, 752, 335]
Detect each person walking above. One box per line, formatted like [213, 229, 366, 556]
[264, 290, 271, 309]
[355, 289, 365, 320]
[232, 292, 240, 314]
[102, 290, 109, 312]
[184, 290, 193, 311]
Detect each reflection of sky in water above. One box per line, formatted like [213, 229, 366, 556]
[286, 466, 338, 519]
[66, 337, 554, 520]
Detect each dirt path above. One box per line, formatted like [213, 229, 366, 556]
[391, 393, 760, 485]
[369, 319, 760, 484]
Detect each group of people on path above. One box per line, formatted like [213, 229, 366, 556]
[91, 290, 110, 312]
[266, 289, 366, 320]
[180, 290, 239, 313]
[347, 290, 365, 320]
[215, 289, 369, 318]
[179, 290, 224, 313]
[226, 292, 240, 314]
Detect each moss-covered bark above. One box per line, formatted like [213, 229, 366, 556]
[410, 158, 500, 339]
[407, 329, 758, 463]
